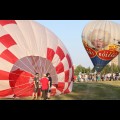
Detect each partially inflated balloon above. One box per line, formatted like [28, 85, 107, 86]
[82, 20, 120, 72]
[0, 20, 74, 98]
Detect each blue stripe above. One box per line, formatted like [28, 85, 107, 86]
[91, 56, 111, 72]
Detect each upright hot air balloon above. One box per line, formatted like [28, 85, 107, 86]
[82, 20, 120, 72]
[0, 20, 74, 99]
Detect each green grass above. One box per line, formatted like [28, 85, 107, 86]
[1, 81, 120, 100]
[51, 81, 120, 100]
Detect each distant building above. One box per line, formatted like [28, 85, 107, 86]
[119, 54, 120, 67]
[109, 54, 120, 66]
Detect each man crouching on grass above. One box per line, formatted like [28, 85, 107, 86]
[40, 74, 50, 100]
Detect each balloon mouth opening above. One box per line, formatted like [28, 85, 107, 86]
[9, 56, 58, 97]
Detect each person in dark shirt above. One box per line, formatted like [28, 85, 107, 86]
[32, 73, 40, 100]
[46, 73, 52, 99]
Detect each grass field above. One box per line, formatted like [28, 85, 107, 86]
[51, 81, 120, 100]
[1, 81, 120, 100]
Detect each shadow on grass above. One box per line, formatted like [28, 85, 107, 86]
[1, 82, 120, 100]
[51, 82, 120, 100]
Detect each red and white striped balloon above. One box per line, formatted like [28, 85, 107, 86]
[0, 20, 74, 98]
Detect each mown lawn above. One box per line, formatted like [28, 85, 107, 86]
[51, 81, 120, 100]
[1, 81, 120, 100]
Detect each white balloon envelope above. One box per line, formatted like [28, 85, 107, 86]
[0, 20, 74, 98]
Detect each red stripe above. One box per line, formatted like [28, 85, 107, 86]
[68, 82, 72, 88]
[56, 47, 65, 60]
[66, 54, 72, 68]
[9, 70, 34, 97]
[47, 48, 55, 61]
[52, 84, 58, 88]
[18, 89, 33, 97]
[63, 88, 70, 94]
[0, 20, 16, 26]
[0, 49, 18, 64]
[13, 84, 33, 97]
[57, 82, 65, 88]
[64, 82, 72, 93]
[65, 70, 69, 82]
[0, 88, 13, 97]
[72, 66, 74, 81]
[0, 70, 9, 80]
[57, 82, 65, 92]
[0, 34, 16, 48]
[56, 62, 64, 74]
[51, 88, 56, 96]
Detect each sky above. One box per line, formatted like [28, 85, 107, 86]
[35, 20, 120, 69]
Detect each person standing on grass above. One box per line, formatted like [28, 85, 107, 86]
[32, 73, 40, 100]
[40, 74, 50, 100]
[46, 73, 52, 99]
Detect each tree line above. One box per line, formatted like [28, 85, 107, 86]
[74, 64, 120, 76]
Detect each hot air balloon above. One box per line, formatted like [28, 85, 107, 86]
[82, 20, 120, 72]
[0, 20, 74, 99]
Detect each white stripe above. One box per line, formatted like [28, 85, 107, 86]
[46, 28, 58, 51]
[63, 82, 68, 92]
[58, 39, 68, 56]
[55, 89, 61, 95]
[69, 68, 73, 82]
[25, 20, 47, 58]
[0, 80, 11, 91]
[0, 25, 8, 37]
[3, 23, 29, 55]
[68, 82, 73, 92]
[51, 85, 56, 89]
[15, 20, 37, 55]
[29, 20, 46, 53]
[31, 21, 59, 52]
[4, 94, 14, 98]
[61, 57, 69, 71]
[0, 58, 13, 72]
[83, 20, 120, 48]
[57, 72, 65, 82]
[8, 45, 26, 59]
[0, 43, 6, 54]
[52, 54, 60, 67]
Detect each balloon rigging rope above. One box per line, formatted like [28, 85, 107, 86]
[15, 87, 33, 97]
[45, 63, 52, 74]
[49, 67, 57, 73]
[30, 21, 42, 73]
[13, 84, 33, 97]
[14, 82, 33, 89]
[9, 72, 33, 78]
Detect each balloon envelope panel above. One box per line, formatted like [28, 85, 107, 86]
[0, 20, 74, 98]
[82, 20, 120, 72]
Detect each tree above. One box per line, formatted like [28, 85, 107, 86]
[74, 65, 82, 76]
[74, 65, 92, 75]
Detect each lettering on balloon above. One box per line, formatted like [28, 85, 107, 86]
[84, 45, 97, 58]
[97, 50, 119, 60]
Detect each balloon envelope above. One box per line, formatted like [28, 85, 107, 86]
[0, 20, 74, 98]
[82, 20, 120, 72]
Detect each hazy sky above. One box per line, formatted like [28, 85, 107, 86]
[35, 20, 120, 69]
